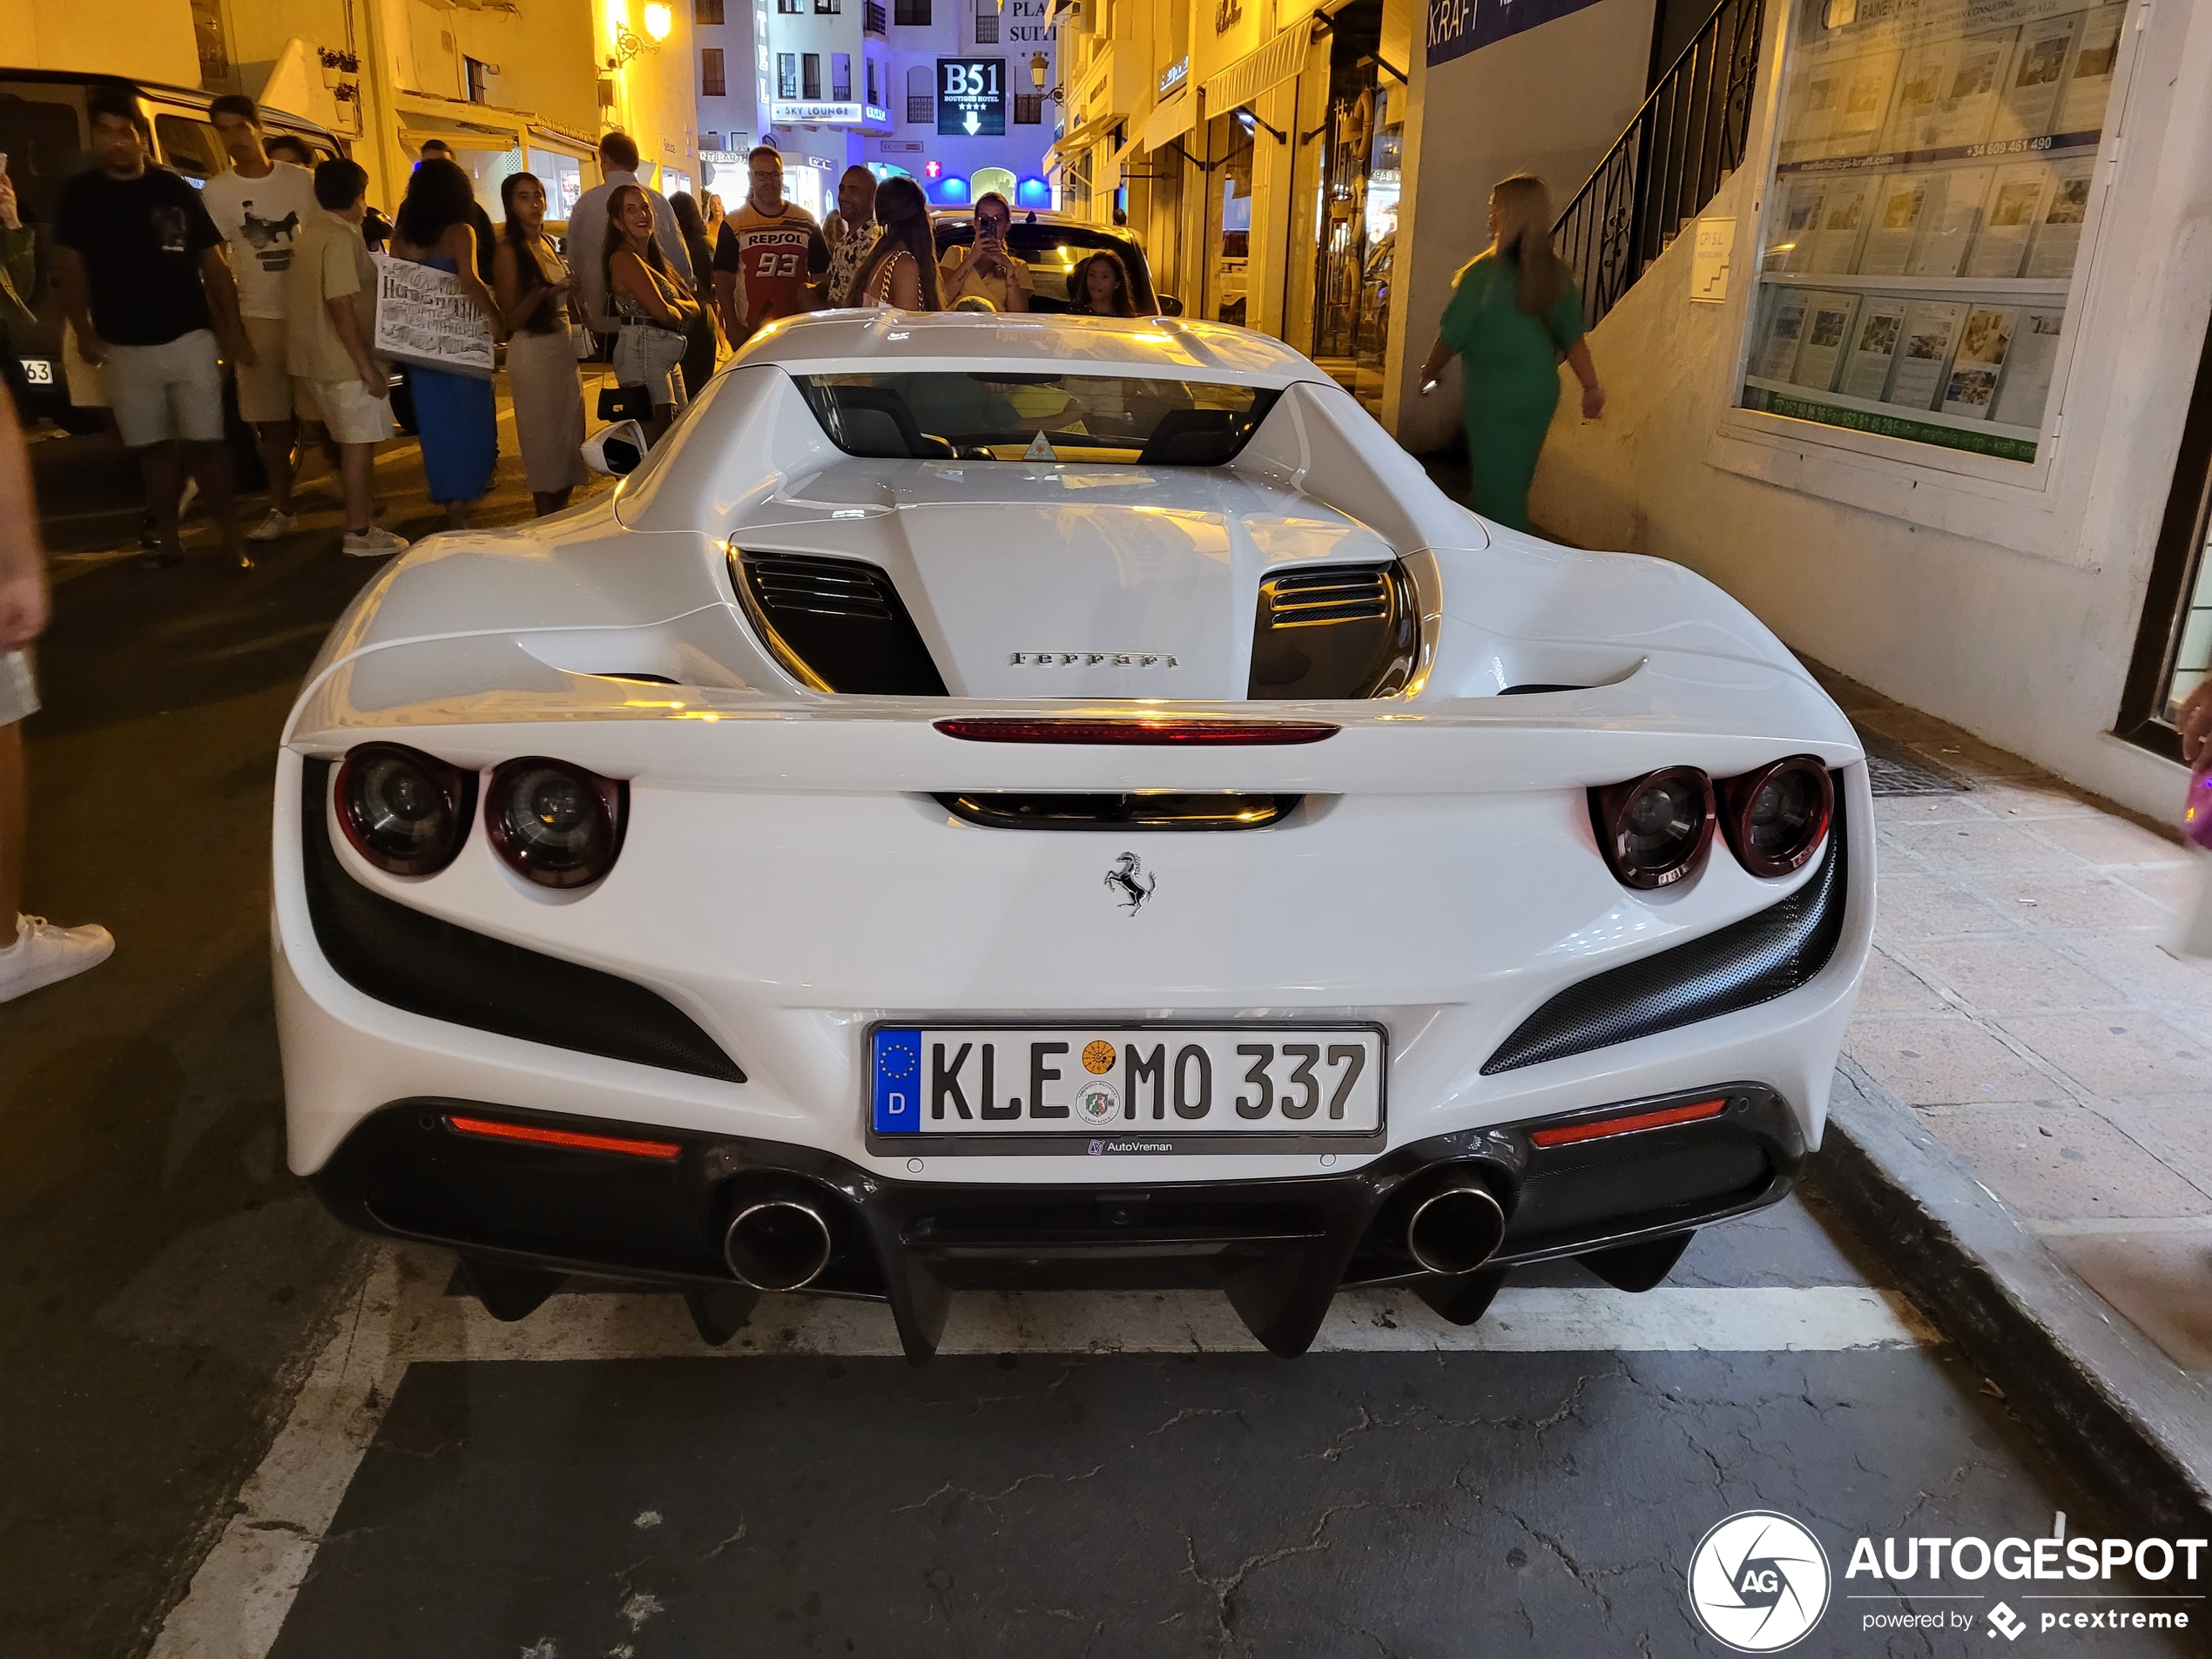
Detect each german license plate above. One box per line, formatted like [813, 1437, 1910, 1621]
[868, 1024, 1386, 1142]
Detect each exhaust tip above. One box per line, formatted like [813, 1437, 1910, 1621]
[1406, 1180, 1507, 1277]
[723, 1197, 834, 1291]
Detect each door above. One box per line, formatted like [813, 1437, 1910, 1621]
[2118, 312, 2212, 760]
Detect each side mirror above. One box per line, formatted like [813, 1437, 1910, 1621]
[583, 419, 648, 477]
[1157, 293, 1185, 317]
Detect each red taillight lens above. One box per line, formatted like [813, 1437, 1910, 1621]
[1718, 757, 1833, 877]
[444, 1113, 682, 1160]
[1529, 1096, 1727, 1148]
[335, 743, 475, 876]
[1589, 766, 1716, 889]
[934, 718, 1339, 745]
[485, 758, 627, 889]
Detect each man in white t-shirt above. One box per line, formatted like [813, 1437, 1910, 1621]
[204, 94, 320, 542]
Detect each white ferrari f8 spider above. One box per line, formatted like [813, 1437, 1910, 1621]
[273, 313, 1871, 1359]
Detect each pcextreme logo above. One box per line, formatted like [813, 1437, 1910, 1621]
[1687, 1511, 1832, 1652]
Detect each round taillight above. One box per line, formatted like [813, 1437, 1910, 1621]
[1720, 757, 1833, 877]
[484, 758, 626, 889]
[335, 743, 475, 876]
[1591, 766, 1716, 890]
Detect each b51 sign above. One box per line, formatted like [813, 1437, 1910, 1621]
[938, 58, 1005, 136]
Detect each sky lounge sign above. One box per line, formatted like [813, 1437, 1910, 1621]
[1426, 0, 1609, 69]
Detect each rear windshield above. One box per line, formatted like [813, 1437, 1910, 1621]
[795, 372, 1277, 465]
[933, 223, 1158, 313]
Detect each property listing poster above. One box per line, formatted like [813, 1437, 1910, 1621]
[1743, 0, 2123, 462]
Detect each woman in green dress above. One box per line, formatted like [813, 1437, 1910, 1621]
[1417, 173, 1605, 532]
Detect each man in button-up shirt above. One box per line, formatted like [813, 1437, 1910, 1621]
[568, 131, 694, 341]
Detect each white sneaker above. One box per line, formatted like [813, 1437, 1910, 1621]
[246, 509, 299, 542]
[341, 525, 410, 558]
[0, 915, 116, 1004]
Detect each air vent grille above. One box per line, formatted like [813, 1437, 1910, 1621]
[1264, 568, 1391, 626]
[731, 550, 948, 696]
[1248, 562, 1418, 699]
[749, 554, 899, 622]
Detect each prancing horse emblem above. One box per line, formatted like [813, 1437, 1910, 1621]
[1104, 852, 1156, 914]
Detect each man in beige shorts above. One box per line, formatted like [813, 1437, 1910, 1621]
[0, 394, 113, 1001]
[206, 94, 320, 542]
[287, 159, 407, 557]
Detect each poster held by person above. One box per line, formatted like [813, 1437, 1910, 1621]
[386, 158, 501, 528]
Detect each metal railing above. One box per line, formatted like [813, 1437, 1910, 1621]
[865, 0, 887, 31]
[1554, 0, 1764, 333]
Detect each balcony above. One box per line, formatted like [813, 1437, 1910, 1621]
[865, 0, 886, 32]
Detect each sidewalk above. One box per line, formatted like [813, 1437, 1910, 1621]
[1802, 658, 2212, 1523]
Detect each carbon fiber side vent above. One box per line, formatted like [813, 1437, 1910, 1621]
[1480, 782, 1850, 1074]
[300, 761, 745, 1083]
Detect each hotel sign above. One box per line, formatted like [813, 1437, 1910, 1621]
[937, 57, 1006, 136]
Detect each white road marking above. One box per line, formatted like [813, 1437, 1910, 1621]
[411, 1283, 1932, 1362]
[149, 1244, 1932, 1659]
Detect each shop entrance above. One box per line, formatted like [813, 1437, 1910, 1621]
[1198, 113, 1256, 326]
[2119, 310, 2212, 759]
[1309, 0, 1400, 412]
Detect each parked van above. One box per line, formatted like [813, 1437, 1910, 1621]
[0, 70, 346, 431]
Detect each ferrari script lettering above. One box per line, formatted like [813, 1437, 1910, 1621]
[1009, 651, 1180, 667]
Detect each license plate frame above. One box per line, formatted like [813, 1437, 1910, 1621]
[863, 1019, 1389, 1157]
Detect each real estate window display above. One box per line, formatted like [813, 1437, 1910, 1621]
[1738, 0, 2126, 463]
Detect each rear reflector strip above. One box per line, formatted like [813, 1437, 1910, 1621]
[444, 1113, 685, 1161]
[934, 718, 1338, 745]
[1527, 1096, 1728, 1148]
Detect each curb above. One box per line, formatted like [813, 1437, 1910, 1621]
[1808, 1059, 2212, 1535]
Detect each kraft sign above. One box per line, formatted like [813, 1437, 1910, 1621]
[1426, 0, 1611, 69]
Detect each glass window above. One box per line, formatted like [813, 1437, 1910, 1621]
[930, 221, 1158, 311]
[802, 53, 822, 98]
[696, 0, 726, 20]
[703, 47, 727, 98]
[152, 111, 224, 180]
[795, 373, 1278, 464]
[974, 0, 999, 44]
[778, 52, 799, 98]
[1739, 0, 2126, 464]
[895, 0, 932, 23]
[833, 52, 852, 99]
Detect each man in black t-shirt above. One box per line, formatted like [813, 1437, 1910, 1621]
[51, 86, 251, 569]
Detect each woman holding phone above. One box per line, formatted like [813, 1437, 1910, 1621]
[939, 193, 1030, 313]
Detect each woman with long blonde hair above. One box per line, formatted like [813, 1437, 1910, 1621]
[1417, 172, 1603, 531]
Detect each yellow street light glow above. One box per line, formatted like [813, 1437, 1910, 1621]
[644, 2, 673, 39]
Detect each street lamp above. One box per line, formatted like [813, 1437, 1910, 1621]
[644, 2, 673, 40]
[1029, 53, 1048, 91]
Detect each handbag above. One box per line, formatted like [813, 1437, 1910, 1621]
[612, 320, 688, 393]
[570, 322, 592, 361]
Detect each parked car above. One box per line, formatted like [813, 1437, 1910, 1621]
[0, 69, 344, 433]
[276, 312, 1871, 1360]
[929, 208, 1180, 315]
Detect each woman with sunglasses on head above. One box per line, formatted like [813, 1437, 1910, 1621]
[493, 172, 587, 516]
[1067, 250, 1137, 317]
[849, 178, 943, 312]
[603, 182, 698, 444]
[939, 192, 1029, 313]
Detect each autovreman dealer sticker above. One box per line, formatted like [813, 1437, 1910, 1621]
[1688, 1510, 1831, 1652]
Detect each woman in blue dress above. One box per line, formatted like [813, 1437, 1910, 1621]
[389, 158, 501, 529]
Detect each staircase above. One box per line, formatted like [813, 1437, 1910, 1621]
[1554, 0, 1765, 333]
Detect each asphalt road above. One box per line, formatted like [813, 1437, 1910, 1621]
[2, 412, 2195, 1658]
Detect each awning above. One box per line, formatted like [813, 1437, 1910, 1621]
[395, 103, 526, 153]
[1139, 88, 1196, 152]
[1199, 26, 1310, 113]
[1041, 111, 1117, 176]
